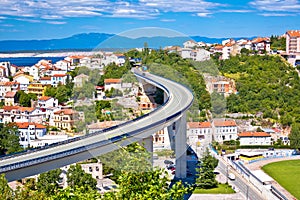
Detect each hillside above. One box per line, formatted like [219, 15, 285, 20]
[218, 55, 300, 126]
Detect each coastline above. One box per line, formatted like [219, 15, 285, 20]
[0, 51, 102, 58]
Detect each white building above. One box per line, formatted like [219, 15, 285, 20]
[238, 132, 272, 146]
[213, 120, 238, 142]
[183, 40, 198, 48]
[74, 74, 89, 87]
[51, 74, 68, 87]
[153, 127, 171, 150]
[104, 79, 122, 91]
[187, 122, 212, 148]
[0, 106, 45, 124]
[16, 122, 47, 148]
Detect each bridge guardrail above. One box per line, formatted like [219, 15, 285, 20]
[0, 71, 193, 173]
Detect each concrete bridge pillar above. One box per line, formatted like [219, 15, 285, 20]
[139, 136, 154, 164]
[174, 112, 187, 179]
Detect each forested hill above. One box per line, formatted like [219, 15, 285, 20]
[218, 55, 300, 126]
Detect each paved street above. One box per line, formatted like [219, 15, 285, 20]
[217, 158, 265, 200]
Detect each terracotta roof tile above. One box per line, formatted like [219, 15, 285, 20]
[52, 74, 67, 77]
[287, 30, 300, 37]
[15, 122, 46, 129]
[214, 120, 236, 127]
[188, 122, 211, 128]
[238, 132, 271, 137]
[40, 77, 51, 80]
[104, 79, 121, 84]
[54, 109, 77, 115]
[38, 96, 52, 101]
[5, 91, 16, 98]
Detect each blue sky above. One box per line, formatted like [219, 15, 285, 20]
[0, 0, 300, 40]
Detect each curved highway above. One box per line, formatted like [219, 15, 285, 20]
[0, 71, 194, 181]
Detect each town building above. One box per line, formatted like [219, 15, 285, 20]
[4, 91, 17, 106]
[0, 106, 45, 124]
[16, 122, 47, 148]
[74, 74, 89, 87]
[51, 74, 68, 87]
[213, 120, 238, 142]
[52, 109, 79, 132]
[187, 122, 212, 148]
[285, 30, 300, 66]
[152, 127, 171, 150]
[104, 79, 122, 91]
[238, 132, 272, 146]
[27, 83, 47, 97]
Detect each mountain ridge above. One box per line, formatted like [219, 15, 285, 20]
[0, 33, 257, 52]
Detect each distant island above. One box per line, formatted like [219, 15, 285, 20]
[0, 33, 256, 52]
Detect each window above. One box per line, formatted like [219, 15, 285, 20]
[96, 166, 99, 171]
[89, 167, 93, 172]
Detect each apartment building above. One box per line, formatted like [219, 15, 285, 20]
[213, 120, 238, 142]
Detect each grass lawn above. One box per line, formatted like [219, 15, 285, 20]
[262, 160, 300, 199]
[193, 183, 235, 194]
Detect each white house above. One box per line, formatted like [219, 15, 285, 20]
[16, 122, 47, 148]
[55, 60, 71, 71]
[0, 106, 45, 124]
[238, 132, 272, 146]
[73, 74, 89, 87]
[40, 76, 52, 85]
[51, 74, 68, 87]
[187, 122, 212, 148]
[104, 79, 122, 91]
[13, 74, 32, 91]
[183, 40, 198, 48]
[24, 65, 39, 80]
[38, 96, 59, 108]
[213, 120, 238, 142]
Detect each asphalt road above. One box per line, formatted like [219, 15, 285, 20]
[0, 71, 194, 181]
[217, 158, 264, 200]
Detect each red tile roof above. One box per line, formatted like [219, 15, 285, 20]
[252, 37, 270, 43]
[5, 81, 19, 86]
[104, 79, 121, 84]
[3, 106, 35, 112]
[40, 76, 51, 80]
[15, 122, 46, 129]
[287, 30, 300, 37]
[54, 109, 77, 115]
[188, 122, 211, 128]
[5, 91, 16, 98]
[214, 45, 224, 50]
[214, 120, 236, 127]
[38, 96, 52, 101]
[238, 132, 271, 137]
[53, 74, 67, 77]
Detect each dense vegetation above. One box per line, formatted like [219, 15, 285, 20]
[0, 123, 22, 155]
[217, 54, 300, 126]
[0, 143, 189, 200]
[195, 149, 218, 189]
[270, 35, 286, 51]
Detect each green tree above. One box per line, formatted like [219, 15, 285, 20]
[37, 168, 62, 195]
[290, 123, 300, 150]
[67, 164, 97, 190]
[16, 90, 37, 107]
[0, 123, 22, 155]
[196, 149, 218, 189]
[0, 174, 13, 200]
[100, 142, 189, 200]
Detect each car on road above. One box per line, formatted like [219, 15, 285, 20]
[228, 173, 236, 180]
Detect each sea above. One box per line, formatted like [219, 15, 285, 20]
[0, 57, 65, 66]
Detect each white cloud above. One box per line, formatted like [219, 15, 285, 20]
[0, 0, 227, 20]
[160, 19, 176, 22]
[46, 21, 67, 25]
[196, 12, 212, 17]
[249, 0, 300, 12]
[259, 12, 296, 16]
